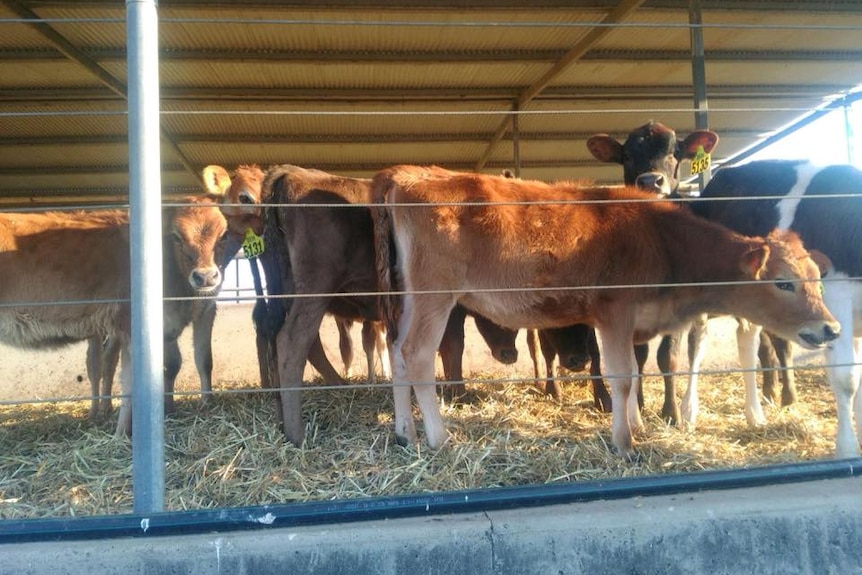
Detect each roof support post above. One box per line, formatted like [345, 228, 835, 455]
[689, 0, 711, 188]
[512, 102, 522, 177]
[127, 0, 165, 513]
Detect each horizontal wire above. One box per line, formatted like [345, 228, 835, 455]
[159, 107, 822, 117]
[0, 105, 830, 119]
[0, 272, 847, 310]
[3, 16, 862, 32]
[0, 361, 850, 410]
[0, 186, 856, 309]
[215, 191, 862, 209]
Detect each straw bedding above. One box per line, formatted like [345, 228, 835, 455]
[0, 363, 836, 520]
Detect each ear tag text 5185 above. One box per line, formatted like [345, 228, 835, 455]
[691, 145, 711, 175]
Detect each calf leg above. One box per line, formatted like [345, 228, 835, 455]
[393, 293, 455, 449]
[634, 342, 648, 411]
[192, 301, 217, 405]
[276, 298, 332, 446]
[539, 331, 562, 401]
[737, 319, 767, 427]
[86, 336, 103, 419]
[361, 320, 390, 384]
[164, 337, 182, 415]
[588, 330, 612, 412]
[256, 327, 283, 427]
[526, 328, 543, 389]
[682, 314, 709, 428]
[114, 342, 133, 437]
[656, 333, 682, 425]
[438, 305, 467, 402]
[772, 336, 796, 407]
[823, 287, 860, 458]
[374, 322, 392, 380]
[758, 331, 781, 405]
[596, 321, 638, 457]
[336, 318, 355, 378]
[86, 335, 120, 418]
[100, 336, 120, 415]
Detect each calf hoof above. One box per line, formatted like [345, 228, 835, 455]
[394, 433, 411, 447]
[593, 382, 612, 413]
[745, 405, 767, 427]
[781, 388, 797, 407]
[114, 421, 132, 439]
[425, 429, 449, 450]
[442, 383, 467, 404]
[661, 404, 681, 427]
[544, 381, 563, 402]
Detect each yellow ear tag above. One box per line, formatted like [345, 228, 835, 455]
[690, 145, 711, 175]
[242, 228, 265, 259]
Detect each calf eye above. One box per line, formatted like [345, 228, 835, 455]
[239, 191, 256, 205]
[775, 280, 795, 292]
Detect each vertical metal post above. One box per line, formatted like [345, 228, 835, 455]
[127, 0, 165, 513]
[689, 0, 711, 188]
[842, 96, 854, 164]
[512, 103, 522, 178]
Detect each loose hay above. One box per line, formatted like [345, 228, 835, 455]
[0, 365, 838, 519]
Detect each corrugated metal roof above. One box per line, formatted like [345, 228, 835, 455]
[0, 0, 861, 205]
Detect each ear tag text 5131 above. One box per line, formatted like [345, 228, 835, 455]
[242, 228, 265, 259]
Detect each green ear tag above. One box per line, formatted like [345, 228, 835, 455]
[242, 228, 265, 259]
[691, 145, 711, 175]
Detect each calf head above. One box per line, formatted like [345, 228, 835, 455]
[732, 230, 840, 350]
[202, 164, 266, 237]
[587, 121, 719, 195]
[165, 196, 229, 294]
[545, 324, 593, 372]
[473, 313, 519, 364]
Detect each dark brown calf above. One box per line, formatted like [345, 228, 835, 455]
[206, 164, 519, 445]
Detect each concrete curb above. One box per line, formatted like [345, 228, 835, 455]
[4, 476, 861, 574]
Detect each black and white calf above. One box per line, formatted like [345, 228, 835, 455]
[693, 159, 860, 458]
[587, 120, 719, 196]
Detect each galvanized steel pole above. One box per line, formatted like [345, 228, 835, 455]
[512, 102, 522, 178]
[126, 0, 165, 513]
[689, 0, 711, 188]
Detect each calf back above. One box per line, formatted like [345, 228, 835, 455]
[0, 210, 130, 348]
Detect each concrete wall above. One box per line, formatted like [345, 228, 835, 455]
[4, 476, 861, 575]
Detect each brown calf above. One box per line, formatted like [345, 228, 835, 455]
[203, 164, 348, 392]
[205, 164, 518, 445]
[87, 202, 238, 417]
[373, 166, 839, 457]
[0, 197, 228, 435]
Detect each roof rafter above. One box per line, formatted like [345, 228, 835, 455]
[474, 0, 648, 171]
[0, 0, 201, 182]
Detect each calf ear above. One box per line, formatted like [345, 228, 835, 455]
[679, 130, 720, 159]
[586, 134, 624, 164]
[201, 165, 232, 197]
[809, 249, 833, 278]
[741, 244, 770, 279]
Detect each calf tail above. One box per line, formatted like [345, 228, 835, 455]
[254, 168, 292, 339]
[372, 176, 402, 343]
